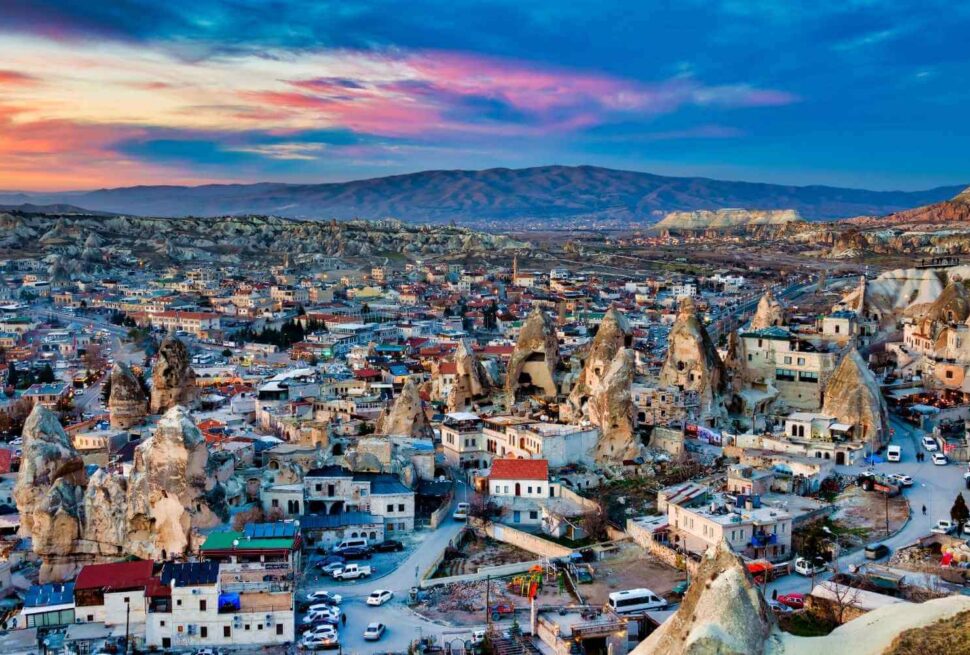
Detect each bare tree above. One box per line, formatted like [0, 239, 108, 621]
[581, 504, 610, 542]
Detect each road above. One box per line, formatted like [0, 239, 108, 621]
[299, 520, 481, 654]
[767, 413, 970, 598]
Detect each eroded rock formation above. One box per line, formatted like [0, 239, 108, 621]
[750, 289, 787, 330]
[506, 307, 559, 400]
[15, 404, 223, 580]
[376, 377, 429, 437]
[633, 540, 773, 655]
[108, 362, 147, 428]
[13, 406, 88, 582]
[587, 348, 639, 462]
[126, 406, 222, 559]
[659, 298, 725, 418]
[822, 348, 888, 446]
[561, 306, 631, 422]
[435, 339, 488, 412]
[150, 336, 198, 413]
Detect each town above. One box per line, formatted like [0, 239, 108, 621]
[2, 210, 970, 655]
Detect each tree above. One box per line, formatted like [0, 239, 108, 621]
[38, 363, 56, 384]
[581, 505, 610, 542]
[6, 363, 19, 390]
[951, 493, 969, 530]
[231, 505, 265, 531]
[221, 348, 233, 358]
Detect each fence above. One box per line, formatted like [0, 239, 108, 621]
[429, 492, 456, 530]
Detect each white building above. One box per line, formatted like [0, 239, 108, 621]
[482, 417, 599, 467]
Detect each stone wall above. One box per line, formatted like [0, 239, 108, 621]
[475, 519, 574, 558]
[627, 518, 700, 576]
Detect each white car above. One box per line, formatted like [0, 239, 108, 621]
[932, 519, 956, 535]
[303, 625, 338, 640]
[453, 502, 470, 521]
[922, 436, 939, 451]
[933, 453, 949, 466]
[306, 590, 342, 605]
[366, 589, 394, 606]
[889, 473, 913, 487]
[363, 622, 387, 641]
[793, 557, 827, 577]
[301, 635, 337, 650]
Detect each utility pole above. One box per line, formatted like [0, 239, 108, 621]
[124, 597, 131, 655]
[485, 575, 491, 629]
[885, 490, 891, 537]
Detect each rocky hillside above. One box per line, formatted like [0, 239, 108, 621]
[0, 211, 527, 271]
[2, 165, 961, 225]
[653, 208, 802, 232]
[847, 186, 970, 227]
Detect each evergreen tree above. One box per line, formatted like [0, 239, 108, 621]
[952, 493, 970, 530]
[38, 363, 56, 384]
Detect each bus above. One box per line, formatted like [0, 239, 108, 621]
[608, 588, 667, 614]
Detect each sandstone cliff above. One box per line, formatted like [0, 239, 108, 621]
[506, 307, 560, 400]
[561, 306, 631, 422]
[435, 339, 488, 412]
[587, 349, 640, 463]
[654, 208, 801, 232]
[150, 336, 198, 413]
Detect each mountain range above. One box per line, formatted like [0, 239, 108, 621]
[2, 165, 963, 226]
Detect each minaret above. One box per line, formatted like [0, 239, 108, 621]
[512, 254, 519, 280]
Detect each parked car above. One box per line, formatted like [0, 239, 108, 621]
[302, 610, 340, 626]
[363, 622, 386, 641]
[306, 591, 342, 605]
[300, 635, 338, 650]
[933, 453, 949, 466]
[490, 602, 516, 621]
[366, 589, 394, 606]
[373, 540, 404, 553]
[922, 436, 939, 451]
[339, 546, 373, 560]
[316, 561, 346, 575]
[889, 473, 913, 487]
[793, 557, 827, 576]
[864, 543, 890, 560]
[776, 593, 804, 610]
[932, 519, 957, 535]
[768, 599, 794, 614]
[453, 502, 470, 520]
[303, 625, 338, 641]
[332, 564, 373, 580]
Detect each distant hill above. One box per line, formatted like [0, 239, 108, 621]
[0, 202, 114, 216]
[652, 208, 802, 232]
[2, 166, 963, 225]
[844, 186, 970, 227]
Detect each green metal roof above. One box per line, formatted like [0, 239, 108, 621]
[200, 530, 296, 551]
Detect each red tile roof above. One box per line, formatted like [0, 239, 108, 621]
[490, 458, 549, 481]
[75, 560, 154, 591]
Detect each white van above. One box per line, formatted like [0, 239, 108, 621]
[335, 537, 369, 551]
[608, 588, 667, 614]
[886, 445, 902, 462]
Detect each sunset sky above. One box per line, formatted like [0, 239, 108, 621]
[2, 1, 968, 191]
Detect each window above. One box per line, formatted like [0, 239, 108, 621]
[315, 483, 322, 492]
[775, 368, 796, 382]
[176, 599, 182, 607]
[277, 624, 284, 636]
[398, 504, 405, 512]
[200, 599, 207, 611]
[797, 357, 806, 366]
[834, 325, 840, 334]
[946, 370, 954, 379]
[245, 624, 251, 631]
[529, 511, 538, 520]
[200, 626, 208, 639]
[799, 371, 819, 383]
[783, 356, 792, 364]
[387, 503, 394, 512]
[258, 624, 263, 630]
[272, 499, 279, 508]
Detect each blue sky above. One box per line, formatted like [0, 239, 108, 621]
[1, 0, 967, 190]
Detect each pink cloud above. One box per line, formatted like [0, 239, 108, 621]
[0, 70, 38, 86]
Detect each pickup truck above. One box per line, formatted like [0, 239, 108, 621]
[331, 563, 373, 580]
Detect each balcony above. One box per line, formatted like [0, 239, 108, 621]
[750, 531, 777, 548]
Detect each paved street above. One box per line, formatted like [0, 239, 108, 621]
[298, 519, 480, 653]
[768, 413, 970, 597]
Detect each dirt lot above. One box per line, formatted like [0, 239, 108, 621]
[579, 541, 686, 606]
[417, 574, 570, 626]
[832, 485, 910, 543]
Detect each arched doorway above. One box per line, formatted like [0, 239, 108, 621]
[514, 482, 521, 496]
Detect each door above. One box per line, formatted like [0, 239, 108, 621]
[513, 510, 521, 523]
